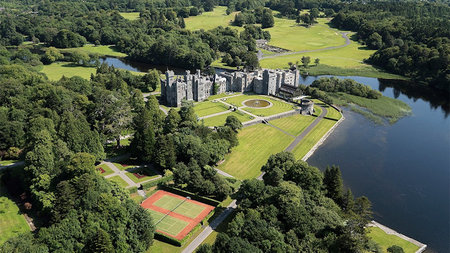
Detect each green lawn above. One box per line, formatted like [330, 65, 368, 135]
[218, 124, 294, 179]
[61, 44, 127, 57]
[112, 161, 139, 171]
[207, 92, 241, 100]
[185, 7, 242, 31]
[367, 227, 420, 253]
[96, 163, 114, 177]
[40, 62, 97, 81]
[0, 183, 30, 245]
[291, 117, 337, 160]
[269, 114, 316, 136]
[125, 168, 159, 183]
[194, 101, 229, 117]
[224, 95, 296, 117]
[120, 12, 140, 20]
[201, 110, 253, 127]
[107, 175, 130, 188]
[264, 18, 345, 51]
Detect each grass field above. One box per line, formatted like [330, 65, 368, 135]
[153, 195, 206, 219]
[291, 117, 337, 160]
[269, 114, 316, 136]
[194, 101, 229, 117]
[107, 175, 130, 188]
[40, 62, 97, 81]
[120, 12, 140, 20]
[201, 110, 253, 127]
[61, 44, 127, 57]
[218, 124, 294, 179]
[112, 161, 139, 171]
[97, 163, 114, 177]
[0, 183, 30, 245]
[265, 18, 345, 51]
[185, 7, 242, 31]
[148, 209, 190, 236]
[368, 227, 420, 253]
[224, 95, 295, 117]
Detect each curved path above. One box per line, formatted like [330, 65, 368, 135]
[260, 32, 350, 60]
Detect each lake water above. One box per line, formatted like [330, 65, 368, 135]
[103, 57, 450, 252]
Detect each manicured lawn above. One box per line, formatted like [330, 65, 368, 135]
[96, 163, 114, 177]
[269, 114, 316, 136]
[224, 95, 296, 117]
[218, 124, 294, 179]
[207, 92, 241, 100]
[40, 62, 97, 81]
[194, 101, 229, 117]
[107, 175, 130, 188]
[325, 106, 342, 121]
[367, 227, 420, 253]
[201, 110, 253, 127]
[0, 183, 30, 245]
[60, 44, 127, 57]
[120, 12, 140, 20]
[125, 167, 159, 183]
[185, 6, 242, 31]
[259, 48, 276, 56]
[264, 17, 345, 51]
[291, 117, 337, 160]
[112, 161, 139, 171]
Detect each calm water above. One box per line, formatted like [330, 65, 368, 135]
[103, 57, 450, 252]
[302, 76, 450, 253]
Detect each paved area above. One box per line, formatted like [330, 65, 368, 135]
[181, 200, 237, 253]
[261, 32, 350, 59]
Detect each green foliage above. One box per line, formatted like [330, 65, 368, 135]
[323, 165, 344, 206]
[311, 77, 382, 99]
[51, 29, 86, 48]
[388, 245, 405, 253]
[225, 115, 243, 132]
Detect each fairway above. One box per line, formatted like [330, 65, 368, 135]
[0, 183, 30, 245]
[269, 114, 316, 136]
[141, 190, 215, 240]
[202, 110, 253, 127]
[194, 101, 229, 117]
[218, 124, 294, 179]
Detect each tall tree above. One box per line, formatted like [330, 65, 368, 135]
[323, 165, 344, 206]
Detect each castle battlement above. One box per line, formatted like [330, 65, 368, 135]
[161, 68, 300, 107]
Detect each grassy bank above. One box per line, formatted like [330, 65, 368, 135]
[368, 227, 420, 253]
[120, 12, 140, 21]
[329, 92, 411, 124]
[61, 44, 127, 57]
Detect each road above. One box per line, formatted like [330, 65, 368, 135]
[181, 200, 237, 253]
[260, 32, 350, 60]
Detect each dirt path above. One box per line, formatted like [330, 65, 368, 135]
[261, 32, 350, 60]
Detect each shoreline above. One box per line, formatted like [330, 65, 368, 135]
[369, 221, 427, 253]
[302, 109, 345, 162]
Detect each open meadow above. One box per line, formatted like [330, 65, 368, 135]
[185, 7, 241, 31]
[120, 12, 140, 20]
[218, 124, 294, 179]
[60, 44, 127, 57]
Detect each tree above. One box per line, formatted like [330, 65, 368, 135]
[69, 51, 90, 66]
[142, 69, 160, 92]
[131, 108, 156, 162]
[234, 13, 246, 26]
[222, 53, 233, 66]
[179, 17, 186, 28]
[387, 245, 405, 253]
[261, 9, 274, 28]
[314, 58, 320, 65]
[164, 109, 181, 134]
[225, 115, 242, 132]
[86, 228, 115, 253]
[323, 165, 344, 206]
[301, 56, 311, 68]
[179, 102, 197, 123]
[41, 47, 63, 65]
[217, 126, 238, 148]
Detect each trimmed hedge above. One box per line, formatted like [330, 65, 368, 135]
[141, 174, 174, 190]
[159, 185, 221, 207]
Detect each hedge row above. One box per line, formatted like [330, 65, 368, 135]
[141, 174, 174, 190]
[159, 185, 221, 207]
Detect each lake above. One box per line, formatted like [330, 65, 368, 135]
[102, 57, 450, 252]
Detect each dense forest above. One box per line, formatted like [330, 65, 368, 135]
[198, 152, 378, 252]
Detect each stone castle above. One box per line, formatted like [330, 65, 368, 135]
[161, 69, 300, 107]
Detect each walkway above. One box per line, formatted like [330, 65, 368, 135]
[285, 107, 327, 151]
[181, 200, 237, 253]
[261, 32, 350, 60]
[103, 161, 162, 188]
